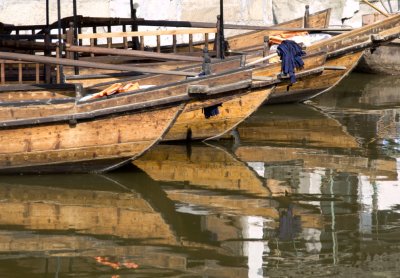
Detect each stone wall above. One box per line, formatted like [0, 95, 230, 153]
[0, 0, 399, 29]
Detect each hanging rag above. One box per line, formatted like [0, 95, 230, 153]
[203, 103, 222, 119]
[277, 40, 306, 84]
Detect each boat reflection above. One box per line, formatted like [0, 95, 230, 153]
[312, 73, 400, 156]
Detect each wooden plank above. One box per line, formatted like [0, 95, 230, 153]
[0, 63, 5, 84]
[66, 44, 210, 62]
[77, 28, 218, 40]
[0, 51, 199, 77]
[18, 63, 22, 84]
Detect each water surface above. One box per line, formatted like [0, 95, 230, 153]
[1, 73, 400, 277]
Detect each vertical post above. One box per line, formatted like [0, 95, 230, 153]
[140, 36, 144, 50]
[57, 0, 64, 83]
[130, 1, 140, 50]
[202, 47, 211, 75]
[263, 36, 270, 62]
[46, 0, 50, 27]
[72, 0, 79, 74]
[172, 35, 177, 53]
[219, 0, 225, 59]
[35, 63, 40, 83]
[204, 33, 209, 49]
[66, 22, 74, 59]
[215, 15, 221, 57]
[56, 43, 61, 84]
[189, 34, 193, 52]
[18, 63, 22, 84]
[122, 25, 128, 49]
[304, 5, 310, 28]
[44, 30, 51, 84]
[107, 25, 112, 48]
[156, 35, 161, 52]
[1, 62, 5, 84]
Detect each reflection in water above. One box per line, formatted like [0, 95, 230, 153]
[2, 73, 400, 276]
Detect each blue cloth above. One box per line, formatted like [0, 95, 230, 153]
[277, 40, 306, 84]
[203, 103, 222, 119]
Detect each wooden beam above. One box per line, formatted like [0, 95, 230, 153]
[0, 51, 199, 77]
[76, 28, 217, 40]
[66, 44, 212, 62]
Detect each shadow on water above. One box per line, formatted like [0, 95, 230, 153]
[2, 73, 400, 277]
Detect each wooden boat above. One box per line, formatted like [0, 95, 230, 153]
[248, 13, 400, 103]
[0, 48, 332, 145]
[355, 13, 400, 75]
[0, 51, 284, 173]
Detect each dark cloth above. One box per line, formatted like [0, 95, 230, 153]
[203, 103, 222, 119]
[277, 40, 306, 84]
[278, 205, 302, 241]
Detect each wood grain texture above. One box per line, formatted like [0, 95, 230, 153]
[0, 105, 183, 171]
[164, 87, 273, 141]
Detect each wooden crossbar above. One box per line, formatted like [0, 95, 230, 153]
[75, 27, 217, 40]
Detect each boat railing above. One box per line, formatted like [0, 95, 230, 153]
[62, 26, 217, 55]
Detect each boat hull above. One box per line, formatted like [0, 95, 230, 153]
[267, 51, 364, 104]
[164, 87, 273, 141]
[0, 105, 183, 174]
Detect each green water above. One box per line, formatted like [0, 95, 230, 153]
[1, 73, 400, 277]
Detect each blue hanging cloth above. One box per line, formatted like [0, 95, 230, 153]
[277, 40, 306, 84]
[203, 103, 222, 119]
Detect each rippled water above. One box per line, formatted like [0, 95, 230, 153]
[1, 73, 400, 277]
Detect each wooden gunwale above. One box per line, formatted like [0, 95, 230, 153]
[307, 13, 400, 54]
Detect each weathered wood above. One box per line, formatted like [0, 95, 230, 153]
[0, 51, 199, 77]
[66, 44, 210, 62]
[164, 86, 273, 141]
[0, 105, 183, 172]
[268, 51, 364, 104]
[76, 27, 218, 40]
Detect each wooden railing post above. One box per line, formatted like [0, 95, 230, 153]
[44, 29, 51, 84]
[263, 36, 270, 62]
[66, 22, 74, 59]
[18, 63, 22, 84]
[56, 42, 61, 84]
[0, 62, 5, 84]
[202, 47, 211, 75]
[189, 34, 193, 52]
[304, 5, 310, 28]
[172, 34, 177, 53]
[130, 1, 140, 50]
[156, 35, 161, 52]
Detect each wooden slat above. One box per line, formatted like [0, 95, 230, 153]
[35, 63, 40, 83]
[77, 28, 218, 39]
[66, 44, 209, 62]
[173, 35, 177, 53]
[156, 35, 161, 53]
[18, 63, 22, 84]
[1, 63, 5, 84]
[0, 51, 199, 76]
